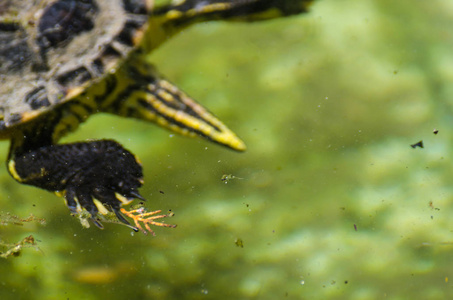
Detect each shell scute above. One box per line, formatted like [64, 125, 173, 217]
[0, 0, 151, 130]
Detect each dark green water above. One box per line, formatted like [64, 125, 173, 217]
[2, 0, 453, 299]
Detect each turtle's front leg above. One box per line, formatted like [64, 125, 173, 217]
[7, 139, 168, 231]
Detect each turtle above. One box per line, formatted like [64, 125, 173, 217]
[0, 0, 313, 233]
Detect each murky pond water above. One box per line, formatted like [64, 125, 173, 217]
[1, 1, 453, 299]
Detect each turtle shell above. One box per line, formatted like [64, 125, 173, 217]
[0, 0, 152, 130]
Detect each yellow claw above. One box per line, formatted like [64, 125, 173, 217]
[114, 193, 134, 205]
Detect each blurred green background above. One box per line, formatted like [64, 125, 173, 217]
[2, 0, 453, 299]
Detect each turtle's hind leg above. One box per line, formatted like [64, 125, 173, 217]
[153, 0, 314, 22]
[148, 0, 314, 49]
[101, 60, 246, 151]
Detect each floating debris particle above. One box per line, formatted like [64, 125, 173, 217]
[235, 238, 244, 248]
[410, 140, 423, 149]
[120, 207, 177, 236]
[221, 174, 243, 183]
[201, 289, 209, 295]
[354, 224, 357, 231]
[428, 201, 440, 210]
[0, 235, 41, 258]
[433, 129, 439, 135]
[0, 212, 46, 226]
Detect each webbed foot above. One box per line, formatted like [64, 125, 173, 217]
[9, 139, 174, 233]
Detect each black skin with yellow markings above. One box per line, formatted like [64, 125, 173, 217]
[1, 0, 314, 231]
[155, 0, 312, 21]
[11, 140, 143, 228]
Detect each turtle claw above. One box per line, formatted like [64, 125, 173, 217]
[126, 190, 146, 201]
[64, 180, 174, 234]
[64, 184, 143, 230]
[90, 217, 104, 230]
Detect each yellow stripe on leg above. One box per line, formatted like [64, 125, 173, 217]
[139, 81, 246, 151]
[7, 160, 23, 182]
